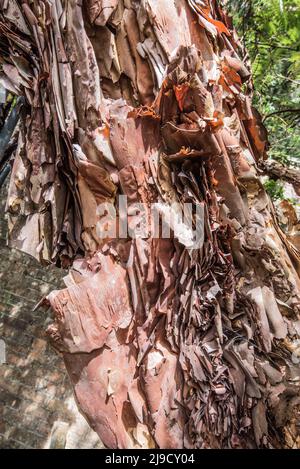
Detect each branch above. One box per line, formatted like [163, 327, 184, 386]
[277, 74, 300, 86]
[263, 108, 300, 123]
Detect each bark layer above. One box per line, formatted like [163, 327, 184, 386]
[1, 0, 300, 449]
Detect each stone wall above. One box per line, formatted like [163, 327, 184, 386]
[0, 182, 102, 449]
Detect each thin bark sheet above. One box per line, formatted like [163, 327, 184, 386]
[1, 0, 300, 448]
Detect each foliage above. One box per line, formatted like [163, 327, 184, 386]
[263, 178, 285, 199]
[226, 0, 300, 166]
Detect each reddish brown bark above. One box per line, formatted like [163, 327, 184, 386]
[1, 0, 300, 449]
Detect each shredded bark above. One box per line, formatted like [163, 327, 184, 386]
[0, 0, 300, 449]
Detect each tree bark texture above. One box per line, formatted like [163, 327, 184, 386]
[1, 0, 300, 449]
[263, 159, 300, 196]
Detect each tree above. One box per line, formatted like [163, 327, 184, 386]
[0, 0, 300, 449]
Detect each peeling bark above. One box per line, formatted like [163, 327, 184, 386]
[1, 0, 300, 449]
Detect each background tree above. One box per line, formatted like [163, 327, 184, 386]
[226, 0, 300, 166]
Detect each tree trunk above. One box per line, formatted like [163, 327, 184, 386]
[1, 0, 300, 449]
[263, 159, 300, 196]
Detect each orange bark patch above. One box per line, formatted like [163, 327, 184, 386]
[196, 5, 231, 36]
[202, 12, 231, 36]
[102, 124, 110, 138]
[128, 106, 160, 120]
[179, 146, 191, 155]
[222, 63, 242, 86]
[208, 111, 224, 131]
[218, 74, 231, 94]
[173, 83, 190, 111]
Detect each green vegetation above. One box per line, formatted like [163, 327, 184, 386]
[226, 0, 300, 166]
[263, 178, 285, 199]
